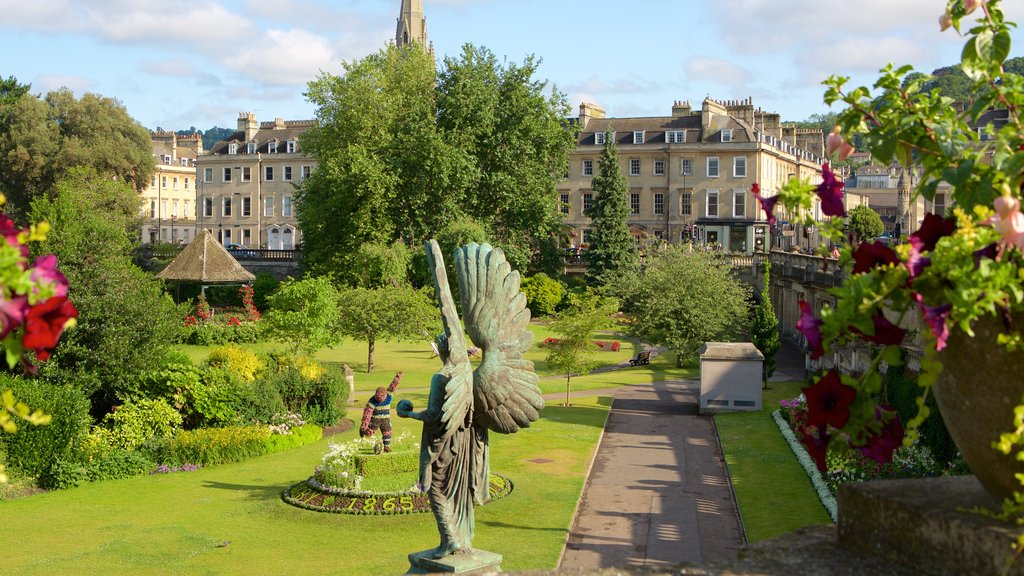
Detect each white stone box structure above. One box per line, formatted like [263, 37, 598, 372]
[699, 342, 764, 414]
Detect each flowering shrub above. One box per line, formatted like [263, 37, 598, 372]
[150, 463, 200, 475]
[205, 345, 265, 383]
[759, 0, 1024, 471]
[240, 284, 261, 321]
[268, 412, 306, 435]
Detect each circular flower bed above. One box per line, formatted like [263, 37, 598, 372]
[280, 433, 513, 515]
[282, 472, 513, 515]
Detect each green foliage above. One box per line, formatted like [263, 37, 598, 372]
[163, 424, 321, 467]
[353, 450, 419, 478]
[263, 276, 341, 354]
[31, 169, 180, 406]
[848, 204, 884, 242]
[0, 88, 154, 219]
[336, 285, 436, 372]
[750, 263, 781, 384]
[265, 358, 348, 427]
[353, 240, 411, 288]
[44, 449, 156, 490]
[520, 273, 565, 317]
[180, 319, 263, 346]
[95, 398, 182, 451]
[205, 345, 265, 382]
[621, 246, 751, 365]
[585, 130, 638, 285]
[546, 291, 619, 405]
[298, 42, 576, 282]
[233, 377, 287, 425]
[881, 365, 959, 466]
[252, 274, 280, 312]
[0, 377, 91, 477]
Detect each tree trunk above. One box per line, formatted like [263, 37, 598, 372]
[565, 373, 571, 407]
[367, 335, 375, 373]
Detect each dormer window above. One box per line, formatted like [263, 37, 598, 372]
[594, 132, 606, 146]
[633, 131, 645, 144]
[666, 130, 686, 144]
[269, 141, 278, 154]
[162, 155, 171, 165]
[228, 143, 238, 155]
[246, 142, 256, 154]
[286, 140, 296, 153]
[180, 158, 189, 166]
[721, 129, 733, 143]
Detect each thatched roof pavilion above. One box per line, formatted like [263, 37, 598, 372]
[156, 229, 255, 286]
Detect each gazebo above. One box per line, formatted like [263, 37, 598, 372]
[156, 229, 255, 294]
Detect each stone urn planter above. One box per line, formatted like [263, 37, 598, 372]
[934, 313, 1024, 504]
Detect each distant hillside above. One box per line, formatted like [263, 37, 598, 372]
[174, 126, 235, 151]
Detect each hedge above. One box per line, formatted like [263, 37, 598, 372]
[0, 377, 91, 477]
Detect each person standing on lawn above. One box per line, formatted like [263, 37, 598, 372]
[360, 371, 404, 452]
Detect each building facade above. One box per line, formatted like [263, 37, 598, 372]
[143, 131, 202, 245]
[195, 113, 313, 249]
[560, 97, 826, 254]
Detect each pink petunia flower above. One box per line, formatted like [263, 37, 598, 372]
[0, 295, 29, 339]
[28, 254, 69, 298]
[751, 183, 780, 225]
[920, 302, 952, 350]
[816, 163, 846, 217]
[796, 300, 825, 359]
[851, 241, 900, 274]
[859, 407, 905, 464]
[851, 313, 907, 346]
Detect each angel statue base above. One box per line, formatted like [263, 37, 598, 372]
[400, 241, 544, 573]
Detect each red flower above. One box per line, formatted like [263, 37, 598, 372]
[851, 313, 907, 346]
[751, 183, 780, 225]
[851, 241, 900, 274]
[858, 407, 904, 464]
[816, 163, 847, 217]
[802, 426, 831, 472]
[802, 370, 857, 430]
[796, 300, 825, 359]
[22, 296, 78, 361]
[908, 213, 956, 252]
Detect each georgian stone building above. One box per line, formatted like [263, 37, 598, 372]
[192, 0, 433, 250]
[195, 113, 312, 249]
[144, 131, 202, 245]
[560, 97, 826, 254]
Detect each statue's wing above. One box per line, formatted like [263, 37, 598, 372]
[454, 243, 544, 434]
[426, 240, 473, 436]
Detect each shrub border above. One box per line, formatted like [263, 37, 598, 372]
[281, 472, 514, 515]
[771, 409, 838, 522]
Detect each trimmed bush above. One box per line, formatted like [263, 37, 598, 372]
[880, 364, 959, 466]
[45, 449, 156, 490]
[163, 424, 322, 467]
[353, 450, 419, 477]
[234, 378, 287, 424]
[520, 273, 565, 317]
[0, 377, 91, 477]
[206, 345, 266, 382]
[95, 398, 182, 451]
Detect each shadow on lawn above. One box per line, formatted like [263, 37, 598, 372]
[478, 519, 565, 533]
[202, 480, 291, 500]
[539, 401, 613, 427]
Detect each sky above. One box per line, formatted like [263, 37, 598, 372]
[3, 0, 1023, 132]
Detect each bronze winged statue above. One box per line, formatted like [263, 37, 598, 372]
[398, 240, 544, 559]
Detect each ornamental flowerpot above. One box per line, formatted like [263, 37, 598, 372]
[933, 313, 1024, 504]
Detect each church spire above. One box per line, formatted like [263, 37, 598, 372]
[396, 0, 431, 53]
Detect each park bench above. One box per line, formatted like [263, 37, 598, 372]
[629, 351, 651, 366]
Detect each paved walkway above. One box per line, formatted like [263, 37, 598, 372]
[552, 339, 808, 571]
[551, 379, 744, 570]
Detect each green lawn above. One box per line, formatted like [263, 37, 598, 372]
[714, 381, 832, 542]
[1, 396, 611, 575]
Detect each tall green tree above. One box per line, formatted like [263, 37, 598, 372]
[0, 87, 154, 219]
[622, 246, 750, 366]
[848, 204, 884, 242]
[336, 286, 436, 373]
[298, 43, 577, 283]
[545, 291, 618, 406]
[750, 262, 781, 388]
[585, 129, 637, 285]
[30, 168, 179, 408]
[299, 45, 468, 282]
[437, 44, 577, 275]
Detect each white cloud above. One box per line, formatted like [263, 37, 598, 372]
[222, 28, 338, 86]
[33, 74, 93, 94]
[684, 57, 753, 87]
[140, 59, 200, 78]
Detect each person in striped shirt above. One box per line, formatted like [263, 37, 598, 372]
[359, 371, 404, 453]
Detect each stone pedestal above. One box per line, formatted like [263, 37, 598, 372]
[838, 476, 1024, 576]
[407, 549, 502, 574]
